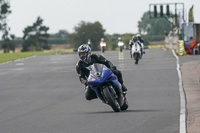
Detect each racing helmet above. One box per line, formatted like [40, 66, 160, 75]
[118, 37, 122, 41]
[78, 44, 91, 62]
[132, 35, 137, 42]
[136, 34, 141, 39]
[136, 33, 141, 37]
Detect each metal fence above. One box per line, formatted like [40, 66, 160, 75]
[182, 23, 194, 41]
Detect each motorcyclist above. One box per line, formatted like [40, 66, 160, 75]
[87, 39, 92, 50]
[135, 34, 145, 54]
[118, 37, 124, 45]
[129, 36, 137, 58]
[76, 44, 128, 101]
[129, 34, 145, 58]
[118, 37, 124, 52]
[100, 38, 106, 53]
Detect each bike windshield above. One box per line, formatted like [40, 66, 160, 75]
[89, 63, 103, 77]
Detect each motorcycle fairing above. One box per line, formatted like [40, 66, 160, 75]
[87, 64, 122, 100]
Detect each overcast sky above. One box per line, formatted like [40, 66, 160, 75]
[8, 0, 200, 37]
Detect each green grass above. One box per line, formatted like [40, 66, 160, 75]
[148, 45, 165, 49]
[0, 49, 74, 63]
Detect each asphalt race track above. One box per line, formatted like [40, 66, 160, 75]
[0, 49, 181, 133]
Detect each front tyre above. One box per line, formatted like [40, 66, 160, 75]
[120, 46, 123, 52]
[102, 46, 105, 53]
[103, 87, 121, 112]
[134, 53, 139, 64]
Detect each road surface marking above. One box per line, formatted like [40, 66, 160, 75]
[16, 63, 24, 66]
[172, 50, 186, 133]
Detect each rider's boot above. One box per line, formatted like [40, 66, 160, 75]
[142, 47, 145, 54]
[122, 84, 128, 92]
[143, 48, 145, 54]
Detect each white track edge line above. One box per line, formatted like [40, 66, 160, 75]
[172, 50, 186, 133]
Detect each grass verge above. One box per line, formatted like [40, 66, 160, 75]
[148, 45, 165, 49]
[0, 49, 74, 63]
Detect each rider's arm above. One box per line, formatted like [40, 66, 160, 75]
[76, 63, 88, 85]
[129, 40, 133, 49]
[140, 38, 144, 43]
[93, 54, 116, 70]
[129, 40, 132, 45]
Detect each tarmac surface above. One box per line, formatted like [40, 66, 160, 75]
[0, 49, 181, 133]
[179, 55, 200, 133]
[0, 49, 199, 132]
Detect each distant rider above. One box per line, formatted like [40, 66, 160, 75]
[118, 37, 124, 52]
[100, 38, 106, 53]
[76, 44, 128, 101]
[87, 39, 92, 50]
[118, 37, 124, 46]
[129, 34, 145, 58]
[135, 34, 145, 54]
[129, 36, 137, 58]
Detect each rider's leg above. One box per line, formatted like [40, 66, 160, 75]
[85, 85, 98, 100]
[112, 70, 128, 92]
[130, 49, 132, 58]
[138, 43, 143, 58]
[141, 43, 145, 54]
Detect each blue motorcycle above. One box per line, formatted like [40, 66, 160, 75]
[87, 63, 128, 112]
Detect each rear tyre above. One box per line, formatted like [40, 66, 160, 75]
[103, 87, 121, 112]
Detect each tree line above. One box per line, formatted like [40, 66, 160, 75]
[0, 0, 172, 53]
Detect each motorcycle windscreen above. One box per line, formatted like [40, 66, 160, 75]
[132, 43, 141, 53]
[87, 64, 104, 87]
[88, 63, 111, 84]
[90, 63, 103, 77]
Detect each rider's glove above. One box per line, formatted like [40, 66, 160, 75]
[110, 66, 117, 71]
[82, 80, 88, 86]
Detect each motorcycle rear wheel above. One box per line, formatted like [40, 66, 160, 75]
[120, 97, 128, 110]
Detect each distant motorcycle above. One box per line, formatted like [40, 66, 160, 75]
[100, 42, 106, 53]
[87, 63, 128, 112]
[118, 41, 124, 52]
[101, 46, 106, 53]
[131, 41, 142, 64]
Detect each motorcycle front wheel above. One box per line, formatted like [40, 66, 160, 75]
[120, 46, 123, 52]
[133, 53, 139, 64]
[102, 46, 105, 53]
[103, 86, 121, 112]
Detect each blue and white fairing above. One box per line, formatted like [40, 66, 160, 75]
[87, 63, 122, 100]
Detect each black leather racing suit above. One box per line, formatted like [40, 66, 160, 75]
[76, 53, 124, 100]
[129, 37, 144, 49]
